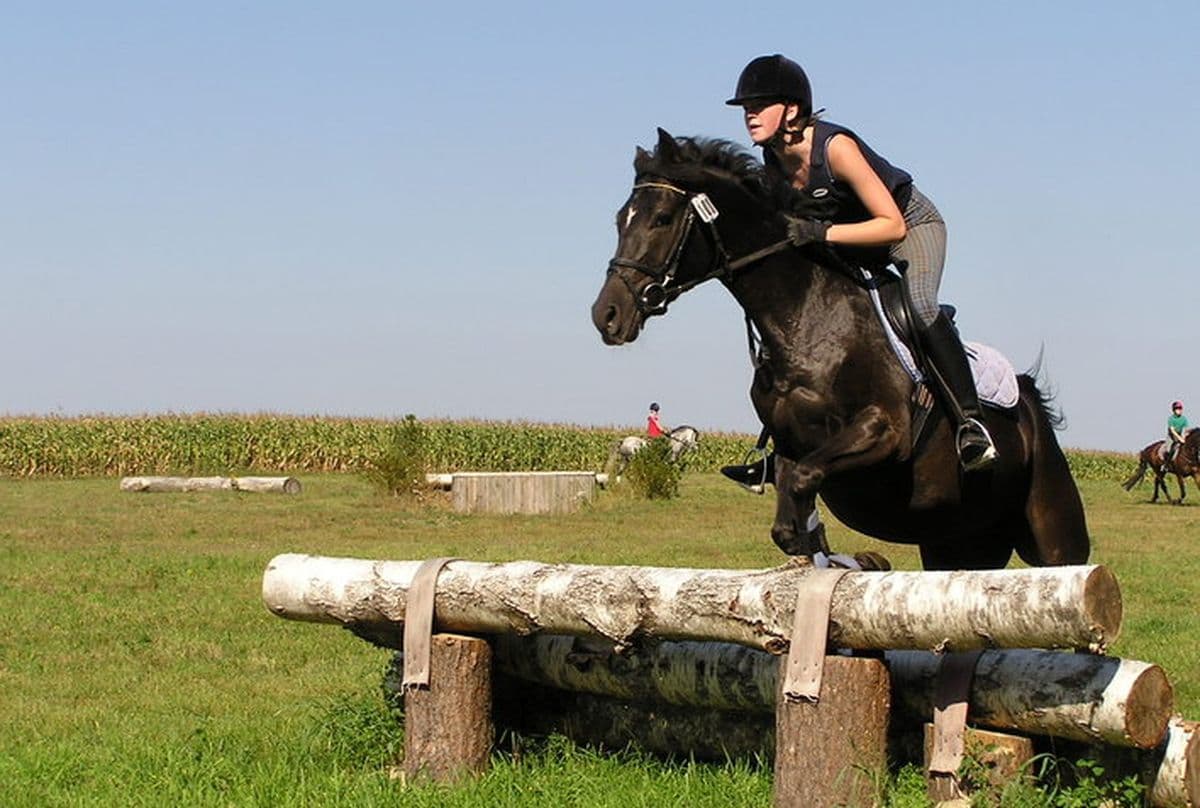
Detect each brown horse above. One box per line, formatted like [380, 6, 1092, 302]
[1122, 429, 1200, 504]
[590, 130, 1089, 570]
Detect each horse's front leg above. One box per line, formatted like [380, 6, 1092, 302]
[785, 404, 901, 493]
[770, 458, 890, 570]
[770, 455, 830, 557]
[769, 406, 899, 567]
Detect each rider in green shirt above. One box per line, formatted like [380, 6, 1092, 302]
[1165, 400, 1189, 470]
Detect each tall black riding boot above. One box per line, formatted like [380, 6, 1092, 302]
[720, 450, 776, 488]
[918, 312, 998, 472]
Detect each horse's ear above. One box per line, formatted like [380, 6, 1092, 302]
[655, 127, 679, 161]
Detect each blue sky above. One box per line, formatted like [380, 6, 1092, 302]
[2, 1, 1196, 451]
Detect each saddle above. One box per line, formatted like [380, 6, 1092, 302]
[869, 270, 1019, 451]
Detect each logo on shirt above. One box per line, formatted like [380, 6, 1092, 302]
[812, 189, 829, 198]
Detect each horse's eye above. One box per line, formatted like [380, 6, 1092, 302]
[653, 212, 673, 228]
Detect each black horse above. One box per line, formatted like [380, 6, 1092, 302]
[1123, 429, 1200, 504]
[591, 129, 1089, 570]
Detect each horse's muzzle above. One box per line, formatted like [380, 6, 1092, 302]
[591, 280, 643, 345]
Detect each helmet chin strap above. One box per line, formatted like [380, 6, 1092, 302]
[763, 103, 811, 151]
[764, 111, 809, 154]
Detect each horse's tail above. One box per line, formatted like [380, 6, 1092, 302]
[1122, 460, 1149, 491]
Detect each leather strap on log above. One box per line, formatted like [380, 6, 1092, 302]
[928, 649, 985, 774]
[402, 557, 460, 691]
[782, 568, 851, 702]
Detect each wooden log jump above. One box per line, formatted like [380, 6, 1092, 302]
[425, 472, 609, 490]
[120, 475, 301, 494]
[421, 472, 597, 515]
[264, 554, 1200, 806]
[262, 554, 1122, 652]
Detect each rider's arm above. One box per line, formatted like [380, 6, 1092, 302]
[823, 134, 907, 247]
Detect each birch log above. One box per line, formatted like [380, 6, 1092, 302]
[1150, 719, 1200, 808]
[886, 649, 1173, 749]
[481, 636, 1170, 749]
[263, 554, 1121, 653]
[120, 475, 301, 494]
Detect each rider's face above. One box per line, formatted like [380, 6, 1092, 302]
[742, 100, 798, 145]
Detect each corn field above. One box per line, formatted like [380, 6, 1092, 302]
[0, 414, 1133, 481]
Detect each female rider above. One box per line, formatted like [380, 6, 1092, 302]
[719, 53, 997, 486]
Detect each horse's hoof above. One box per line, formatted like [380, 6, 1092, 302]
[853, 552, 892, 571]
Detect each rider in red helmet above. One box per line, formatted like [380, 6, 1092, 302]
[721, 54, 996, 488]
[1165, 400, 1189, 471]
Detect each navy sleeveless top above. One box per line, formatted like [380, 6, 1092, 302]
[765, 120, 913, 267]
[804, 120, 912, 222]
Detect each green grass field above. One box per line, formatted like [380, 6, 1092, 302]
[2, 471, 1197, 806]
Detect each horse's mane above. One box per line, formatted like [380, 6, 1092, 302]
[634, 133, 829, 218]
[635, 135, 769, 196]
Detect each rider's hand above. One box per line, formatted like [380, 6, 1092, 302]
[785, 215, 830, 247]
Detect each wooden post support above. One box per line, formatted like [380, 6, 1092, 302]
[924, 725, 1034, 803]
[403, 633, 493, 783]
[774, 655, 890, 808]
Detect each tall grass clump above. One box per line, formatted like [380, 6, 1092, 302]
[363, 414, 429, 497]
[625, 437, 684, 499]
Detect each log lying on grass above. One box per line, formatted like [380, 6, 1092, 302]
[262, 554, 1122, 652]
[486, 636, 1171, 750]
[120, 476, 301, 494]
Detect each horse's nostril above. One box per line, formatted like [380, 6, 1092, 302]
[604, 305, 618, 328]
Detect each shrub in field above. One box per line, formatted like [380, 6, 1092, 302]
[363, 415, 429, 498]
[625, 437, 684, 499]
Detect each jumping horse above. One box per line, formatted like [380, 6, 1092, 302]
[1123, 429, 1200, 504]
[590, 130, 1089, 570]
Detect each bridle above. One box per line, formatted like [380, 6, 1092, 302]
[606, 180, 793, 316]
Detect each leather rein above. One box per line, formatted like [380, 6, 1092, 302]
[606, 180, 794, 316]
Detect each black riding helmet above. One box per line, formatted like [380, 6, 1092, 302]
[725, 54, 812, 116]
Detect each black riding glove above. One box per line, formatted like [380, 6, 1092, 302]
[785, 215, 830, 247]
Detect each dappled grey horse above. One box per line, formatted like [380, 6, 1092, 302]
[609, 425, 700, 478]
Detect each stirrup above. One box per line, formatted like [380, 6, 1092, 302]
[956, 417, 998, 472]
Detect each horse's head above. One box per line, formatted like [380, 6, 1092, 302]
[591, 128, 780, 345]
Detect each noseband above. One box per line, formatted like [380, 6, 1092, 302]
[606, 181, 792, 315]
